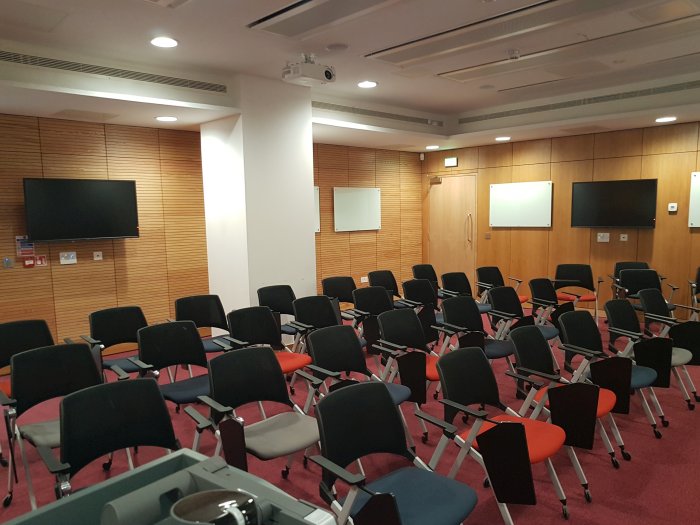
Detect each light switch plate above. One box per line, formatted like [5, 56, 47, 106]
[93, 251, 103, 261]
[360, 276, 368, 283]
[620, 233, 628, 241]
[596, 232, 610, 243]
[668, 202, 678, 212]
[59, 251, 77, 265]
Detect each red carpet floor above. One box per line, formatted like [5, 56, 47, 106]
[1, 321, 699, 524]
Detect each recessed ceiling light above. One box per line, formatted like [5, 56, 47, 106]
[358, 80, 378, 89]
[426, 145, 440, 150]
[155, 116, 178, 122]
[150, 36, 178, 48]
[495, 136, 511, 142]
[655, 116, 677, 123]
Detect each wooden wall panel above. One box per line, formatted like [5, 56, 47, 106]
[475, 166, 512, 274]
[0, 116, 208, 341]
[594, 129, 643, 158]
[551, 135, 594, 162]
[513, 139, 551, 166]
[314, 145, 422, 295]
[478, 143, 513, 168]
[643, 123, 699, 156]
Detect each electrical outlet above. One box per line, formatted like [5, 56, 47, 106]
[596, 232, 610, 243]
[93, 251, 103, 261]
[360, 276, 368, 283]
[59, 251, 77, 265]
[619, 233, 628, 242]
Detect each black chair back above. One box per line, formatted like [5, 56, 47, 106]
[554, 264, 595, 291]
[368, 270, 399, 297]
[322, 276, 357, 304]
[257, 285, 296, 315]
[619, 269, 661, 296]
[558, 311, 604, 353]
[487, 286, 524, 317]
[510, 326, 557, 375]
[89, 306, 147, 348]
[377, 308, 428, 351]
[0, 319, 54, 368]
[476, 266, 505, 296]
[175, 295, 227, 331]
[137, 321, 208, 370]
[227, 306, 283, 349]
[638, 288, 671, 317]
[308, 325, 370, 377]
[352, 286, 393, 316]
[293, 296, 340, 329]
[613, 261, 649, 281]
[441, 272, 473, 296]
[412, 264, 439, 289]
[402, 279, 439, 342]
[529, 278, 559, 304]
[60, 378, 179, 477]
[441, 295, 483, 332]
[604, 299, 642, 333]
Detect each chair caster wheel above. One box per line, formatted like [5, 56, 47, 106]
[102, 460, 112, 471]
[281, 467, 289, 479]
[661, 417, 669, 428]
[289, 387, 295, 395]
[621, 450, 632, 461]
[175, 405, 180, 413]
[303, 456, 308, 468]
[584, 489, 592, 503]
[462, 414, 469, 424]
[0, 457, 6, 468]
[694, 393, 700, 402]
[483, 477, 490, 488]
[433, 391, 439, 400]
[3, 494, 12, 507]
[421, 432, 428, 444]
[653, 429, 662, 439]
[687, 401, 695, 411]
[562, 506, 569, 520]
[611, 457, 620, 469]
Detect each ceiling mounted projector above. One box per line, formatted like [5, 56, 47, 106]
[282, 54, 335, 86]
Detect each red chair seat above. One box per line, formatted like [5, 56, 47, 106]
[556, 292, 596, 303]
[275, 352, 312, 374]
[467, 415, 565, 464]
[518, 295, 529, 304]
[0, 380, 10, 397]
[534, 384, 616, 418]
[426, 354, 440, 382]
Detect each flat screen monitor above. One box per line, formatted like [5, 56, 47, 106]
[24, 178, 139, 241]
[571, 179, 657, 228]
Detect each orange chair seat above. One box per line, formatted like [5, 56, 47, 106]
[0, 380, 10, 397]
[275, 352, 312, 374]
[534, 384, 616, 418]
[556, 292, 596, 303]
[426, 354, 440, 382]
[467, 414, 565, 464]
[518, 295, 529, 304]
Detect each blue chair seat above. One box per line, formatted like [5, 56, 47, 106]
[477, 303, 492, 314]
[484, 339, 514, 359]
[281, 323, 299, 335]
[160, 374, 210, 404]
[349, 467, 477, 525]
[385, 382, 411, 405]
[537, 324, 559, 340]
[630, 364, 657, 389]
[103, 357, 141, 374]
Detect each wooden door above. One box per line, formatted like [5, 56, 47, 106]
[427, 175, 477, 285]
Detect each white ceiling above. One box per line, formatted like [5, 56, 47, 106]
[2, 0, 700, 151]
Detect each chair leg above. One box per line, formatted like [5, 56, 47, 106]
[496, 502, 516, 525]
[415, 403, 428, 443]
[596, 419, 619, 468]
[17, 433, 37, 510]
[637, 389, 662, 438]
[544, 458, 568, 519]
[4, 421, 17, 508]
[397, 406, 416, 451]
[606, 413, 630, 460]
[647, 387, 668, 428]
[680, 365, 699, 402]
[672, 367, 694, 410]
[566, 446, 591, 502]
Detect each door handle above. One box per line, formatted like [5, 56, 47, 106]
[467, 213, 473, 244]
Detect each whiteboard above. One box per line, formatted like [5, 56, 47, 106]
[333, 187, 381, 232]
[490, 181, 553, 227]
[689, 172, 700, 227]
[314, 186, 320, 233]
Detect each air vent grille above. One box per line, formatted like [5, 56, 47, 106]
[0, 50, 227, 93]
[459, 80, 700, 124]
[312, 101, 443, 127]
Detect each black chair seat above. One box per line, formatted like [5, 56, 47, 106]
[348, 467, 478, 525]
[159, 374, 210, 404]
[484, 339, 515, 359]
[537, 325, 559, 340]
[281, 323, 299, 335]
[202, 338, 224, 353]
[385, 382, 412, 405]
[103, 357, 141, 374]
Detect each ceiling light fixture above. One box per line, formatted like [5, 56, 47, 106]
[155, 116, 178, 122]
[150, 36, 178, 48]
[495, 136, 511, 142]
[357, 80, 378, 89]
[426, 145, 440, 150]
[655, 116, 677, 123]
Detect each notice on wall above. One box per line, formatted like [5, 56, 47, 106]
[15, 235, 35, 257]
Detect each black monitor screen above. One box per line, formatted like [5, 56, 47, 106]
[571, 179, 657, 228]
[24, 178, 139, 241]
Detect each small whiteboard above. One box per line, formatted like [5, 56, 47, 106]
[314, 186, 320, 233]
[490, 181, 553, 227]
[333, 187, 381, 232]
[689, 173, 700, 227]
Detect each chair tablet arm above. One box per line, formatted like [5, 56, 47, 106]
[440, 288, 461, 298]
[476, 281, 494, 290]
[340, 311, 356, 321]
[611, 283, 628, 292]
[644, 312, 677, 325]
[597, 277, 605, 284]
[223, 336, 249, 348]
[37, 446, 70, 475]
[507, 276, 523, 284]
[306, 364, 341, 379]
[607, 326, 643, 339]
[184, 406, 213, 432]
[560, 344, 600, 358]
[371, 344, 400, 357]
[197, 395, 234, 415]
[128, 357, 153, 371]
[295, 369, 324, 387]
[489, 309, 517, 320]
[442, 322, 470, 334]
[505, 370, 544, 388]
[212, 338, 232, 351]
[396, 298, 421, 308]
[110, 364, 130, 381]
[516, 366, 561, 382]
[80, 335, 101, 346]
[288, 320, 313, 332]
[665, 283, 679, 291]
[377, 339, 408, 351]
[415, 410, 457, 437]
[433, 324, 455, 336]
[309, 455, 365, 486]
[674, 303, 700, 312]
[63, 337, 75, 344]
[440, 398, 488, 419]
[529, 298, 557, 307]
[0, 391, 16, 407]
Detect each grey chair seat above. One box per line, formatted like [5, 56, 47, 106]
[477, 303, 492, 314]
[348, 467, 478, 525]
[630, 365, 657, 389]
[159, 374, 210, 404]
[244, 412, 319, 460]
[537, 324, 559, 340]
[671, 347, 693, 367]
[385, 382, 412, 405]
[484, 339, 515, 359]
[281, 323, 299, 335]
[103, 357, 141, 374]
[20, 419, 60, 448]
[202, 338, 225, 353]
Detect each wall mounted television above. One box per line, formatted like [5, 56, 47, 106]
[571, 179, 657, 228]
[23, 178, 139, 241]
